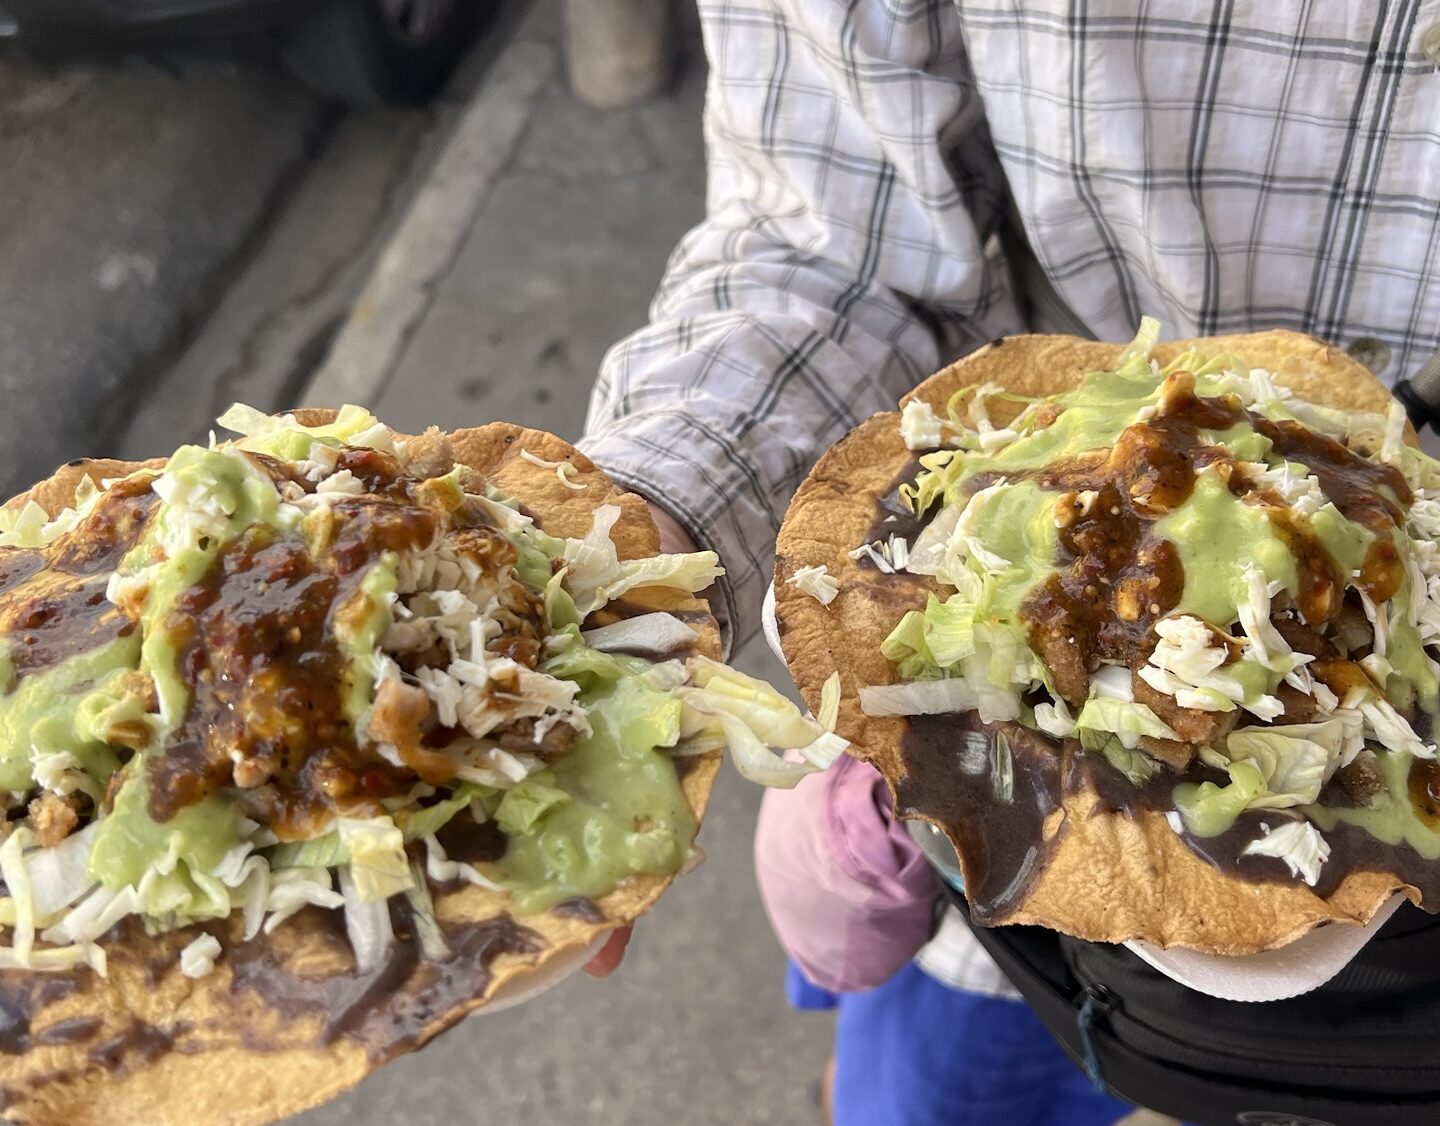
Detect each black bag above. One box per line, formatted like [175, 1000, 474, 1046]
[944, 882, 1440, 1126]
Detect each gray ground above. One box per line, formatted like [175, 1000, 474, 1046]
[0, 49, 327, 495]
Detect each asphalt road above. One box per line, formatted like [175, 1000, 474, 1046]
[0, 47, 338, 497]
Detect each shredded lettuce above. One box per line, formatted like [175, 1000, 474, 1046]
[817, 671, 842, 732]
[1116, 315, 1161, 371]
[26, 823, 100, 921]
[263, 868, 343, 934]
[179, 933, 223, 979]
[1099, 738, 1160, 786]
[859, 678, 976, 717]
[0, 829, 37, 965]
[338, 864, 394, 974]
[1074, 697, 1179, 749]
[544, 569, 582, 630]
[1173, 720, 1354, 836]
[394, 786, 492, 843]
[679, 658, 845, 787]
[1242, 819, 1330, 885]
[403, 859, 451, 962]
[561, 504, 723, 616]
[881, 610, 930, 667]
[495, 774, 574, 835]
[589, 554, 723, 613]
[423, 834, 505, 891]
[541, 629, 637, 686]
[1032, 696, 1077, 738]
[900, 399, 944, 450]
[335, 817, 414, 903]
[216, 402, 396, 460]
[1223, 721, 1352, 808]
[785, 564, 840, 605]
[581, 613, 699, 656]
[922, 595, 977, 666]
[265, 832, 347, 871]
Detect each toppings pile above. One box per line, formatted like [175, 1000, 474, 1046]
[834, 320, 1440, 891]
[0, 406, 844, 978]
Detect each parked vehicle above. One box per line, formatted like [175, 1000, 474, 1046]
[0, 0, 484, 107]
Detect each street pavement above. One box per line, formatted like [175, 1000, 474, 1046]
[0, 48, 329, 496]
[290, 7, 835, 1125]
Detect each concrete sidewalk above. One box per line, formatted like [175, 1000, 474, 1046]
[292, 5, 833, 1125]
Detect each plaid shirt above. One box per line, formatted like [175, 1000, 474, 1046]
[580, 0, 1440, 652]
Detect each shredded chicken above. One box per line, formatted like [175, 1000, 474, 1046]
[401, 427, 456, 481]
[370, 677, 457, 784]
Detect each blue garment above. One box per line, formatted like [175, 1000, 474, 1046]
[788, 960, 1136, 1126]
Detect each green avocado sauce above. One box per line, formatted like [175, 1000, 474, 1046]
[88, 765, 241, 917]
[495, 675, 696, 914]
[949, 370, 1162, 488]
[1381, 551, 1439, 714]
[335, 559, 399, 724]
[1154, 468, 1298, 624]
[967, 480, 1061, 622]
[1306, 751, 1440, 859]
[1310, 502, 1373, 576]
[129, 446, 295, 729]
[0, 635, 137, 792]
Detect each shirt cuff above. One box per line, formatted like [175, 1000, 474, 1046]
[579, 413, 784, 658]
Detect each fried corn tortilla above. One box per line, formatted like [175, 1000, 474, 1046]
[776, 329, 1439, 955]
[0, 415, 737, 1125]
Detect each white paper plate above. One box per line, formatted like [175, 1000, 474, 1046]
[473, 931, 609, 1017]
[1124, 894, 1405, 1002]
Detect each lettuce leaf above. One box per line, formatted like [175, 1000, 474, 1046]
[1223, 726, 1343, 809]
[495, 773, 574, 835]
[1074, 697, 1180, 748]
[679, 658, 844, 787]
[923, 594, 977, 666]
[335, 817, 414, 903]
[216, 402, 395, 460]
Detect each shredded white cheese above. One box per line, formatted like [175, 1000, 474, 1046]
[179, 933, 223, 979]
[789, 564, 840, 607]
[315, 469, 365, 496]
[519, 447, 587, 491]
[848, 542, 894, 574]
[899, 399, 944, 450]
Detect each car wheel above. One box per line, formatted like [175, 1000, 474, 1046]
[281, 0, 485, 108]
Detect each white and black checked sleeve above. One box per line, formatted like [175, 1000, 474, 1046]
[579, 0, 1023, 652]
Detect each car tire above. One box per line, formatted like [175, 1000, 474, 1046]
[281, 0, 484, 108]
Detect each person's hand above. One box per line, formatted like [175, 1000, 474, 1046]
[647, 502, 698, 554]
[583, 925, 632, 977]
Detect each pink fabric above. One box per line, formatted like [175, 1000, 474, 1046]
[754, 753, 938, 993]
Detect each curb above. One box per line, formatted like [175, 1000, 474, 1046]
[302, 36, 556, 409]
